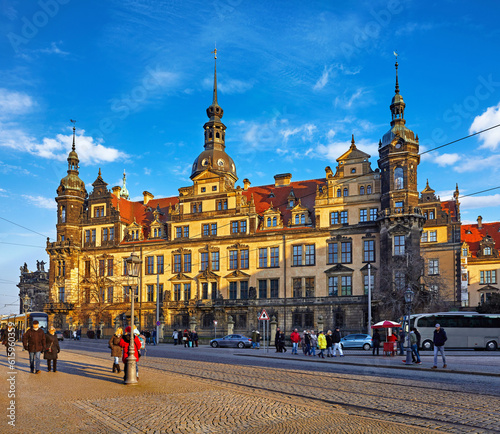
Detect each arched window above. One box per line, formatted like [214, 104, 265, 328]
[216, 132, 220, 139]
[367, 185, 372, 194]
[429, 211, 435, 219]
[209, 132, 213, 139]
[360, 186, 365, 195]
[295, 215, 299, 224]
[484, 247, 492, 255]
[301, 214, 305, 224]
[394, 167, 404, 190]
[272, 216, 277, 227]
[61, 206, 66, 223]
[337, 189, 341, 197]
[343, 188, 348, 197]
[267, 217, 271, 227]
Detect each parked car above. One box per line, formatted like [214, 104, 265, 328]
[55, 331, 64, 341]
[340, 333, 372, 350]
[210, 334, 252, 348]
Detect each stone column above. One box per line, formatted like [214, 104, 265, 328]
[270, 316, 277, 346]
[189, 316, 197, 332]
[317, 315, 324, 333]
[227, 315, 234, 335]
[159, 315, 164, 341]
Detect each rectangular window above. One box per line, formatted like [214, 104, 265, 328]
[429, 231, 437, 242]
[229, 281, 237, 300]
[84, 261, 91, 277]
[340, 210, 348, 224]
[341, 242, 352, 263]
[211, 223, 217, 236]
[85, 230, 90, 243]
[102, 228, 108, 242]
[394, 271, 405, 291]
[157, 256, 164, 274]
[147, 284, 155, 302]
[240, 220, 247, 233]
[259, 248, 268, 268]
[328, 276, 338, 296]
[123, 286, 130, 302]
[183, 283, 191, 300]
[258, 280, 267, 299]
[370, 208, 378, 221]
[201, 252, 209, 271]
[184, 253, 191, 273]
[293, 245, 302, 266]
[107, 286, 114, 303]
[173, 284, 181, 301]
[394, 235, 405, 255]
[305, 277, 315, 297]
[203, 224, 209, 236]
[293, 278, 302, 298]
[360, 209, 367, 222]
[202, 283, 208, 299]
[240, 249, 249, 269]
[305, 245, 315, 266]
[211, 251, 219, 271]
[421, 231, 428, 242]
[109, 227, 115, 241]
[240, 281, 249, 299]
[146, 256, 154, 274]
[58, 287, 65, 303]
[91, 229, 96, 243]
[330, 211, 339, 225]
[364, 274, 375, 295]
[62, 260, 65, 276]
[328, 243, 338, 264]
[229, 250, 238, 270]
[429, 259, 439, 275]
[107, 259, 114, 276]
[176, 227, 182, 239]
[123, 259, 128, 276]
[363, 240, 375, 262]
[173, 254, 181, 273]
[270, 279, 279, 298]
[270, 247, 279, 267]
[183, 226, 189, 238]
[231, 221, 238, 234]
[480, 270, 497, 284]
[341, 276, 352, 296]
[99, 259, 105, 276]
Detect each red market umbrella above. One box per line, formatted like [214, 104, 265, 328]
[371, 320, 401, 329]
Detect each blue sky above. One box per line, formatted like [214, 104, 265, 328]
[1, 0, 500, 313]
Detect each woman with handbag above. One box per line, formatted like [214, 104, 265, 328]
[109, 327, 123, 373]
[44, 326, 60, 372]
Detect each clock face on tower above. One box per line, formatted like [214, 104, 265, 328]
[217, 159, 224, 167]
[395, 142, 401, 149]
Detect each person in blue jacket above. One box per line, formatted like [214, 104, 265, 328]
[432, 323, 447, 369]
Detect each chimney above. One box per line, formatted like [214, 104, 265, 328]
[143, 191, 154, 205]
[477, 215, 483, 229]
[274, 173, 292, 187]
[112, 186, 121, 198]
[243, 178, 251, 191]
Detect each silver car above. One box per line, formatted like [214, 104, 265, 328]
[210, 334, 252, 348]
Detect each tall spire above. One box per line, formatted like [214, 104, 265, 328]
[121, 170, 130, 200]
[395, 60, 400, 94]
[206, 46, 223, 120]
[70, 119, 76, 151]
[390, 53, 405, 127]
[67, 119, 79, 174]
[212, 44, 218, 105]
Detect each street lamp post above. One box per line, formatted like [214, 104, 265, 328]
[367, 263, 372, 335]
[124, 251, 142, 385]
[404, 287, 414, 365]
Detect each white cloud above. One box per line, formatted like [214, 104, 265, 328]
[144, 168, 151, 175]
[469, 101, 500, 150]
[313, 66, 332, 91]
[280, 123, 317, 143]
[433, 153, 461, 167]
[22, 194, 54, 209]
[0, 125, 128, 165]
[316, 138, 378, 161]
[38, 42, 69, 56]
[460, 193, 500, 210]
[334, 88, 368, 110]
[202, 77, 253, 95]
[454, 154, 500, 173]
[0, 88, 34, 116]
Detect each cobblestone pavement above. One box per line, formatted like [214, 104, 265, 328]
[1, 342, 499, 433]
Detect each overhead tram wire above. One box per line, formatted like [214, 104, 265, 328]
[0, 241, 47, 249]
[0, 216, 52, 240]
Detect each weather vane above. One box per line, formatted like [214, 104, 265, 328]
[393, 50, 399, 60]
[212, 42, 217, 59]
[70, 119, 76, 128]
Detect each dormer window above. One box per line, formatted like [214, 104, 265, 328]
[94, 206, 104, 218]
[429, 210, 435, 219]
[289, 200, 294, 207]
[484, 247, 492, 255]
[267, 217, 271, 227]
[272, 216, 277, 227]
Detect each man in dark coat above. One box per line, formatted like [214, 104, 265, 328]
[274, 327, 281, 352]
[332, 327, 343, 357]
[22, 320, 46, 373]
[372, 330, 381, 356]
[44, 326, 61, 372]
[432, 324, 448, 369]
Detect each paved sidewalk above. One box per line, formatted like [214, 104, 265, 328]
[0, 343, 440, 434]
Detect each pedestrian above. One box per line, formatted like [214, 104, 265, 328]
[76, 328, 81, 340]
[409, 328, 421, 364]
[274, 327, 281, 352]
[119, 326, 142, 382]
[109, 327, 123, 373]
[303, 330, 311, 356]
[152, 329, 157, 346]
[414, 327, 421, 350]
[191, 330, 199, 347]
[432, 324, 447, 369]
[290, 328, 300, 354]
[398, 329, 405, 356]
[317, 331, 326, 358]
[96, 328, 101, 340]
[44, 326, 60, 372]
[73, 330, 77, 340]
[332, 327, 343, 357]
[326, 330, 333, 357]
[251, 330, 260, 349]
[172, 329, 179, 345]
[278, 331, 287, 352]
[182, 329, 189, 347]
[1, 326, 8, 355]
[372, 330, 381, 356]
[309, 330, 317, 356]
[144, 330, 151, 345]
[22, 320, 46, 374]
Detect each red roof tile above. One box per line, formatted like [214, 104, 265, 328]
[462, 222, 500, 257]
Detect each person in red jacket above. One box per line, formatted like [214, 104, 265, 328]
[290, 328, 301, 354]
[120, 326, 142, 381]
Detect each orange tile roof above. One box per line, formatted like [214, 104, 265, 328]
[462, 222, 500, 257]
[441, 200, 459, 222]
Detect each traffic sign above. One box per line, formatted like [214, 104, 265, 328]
[156, 321, 161, 326]
[258, 309, 270, 321]
[214, 320, 218, 325]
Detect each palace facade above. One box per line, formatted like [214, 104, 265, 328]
[45, 58, 462, 336]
